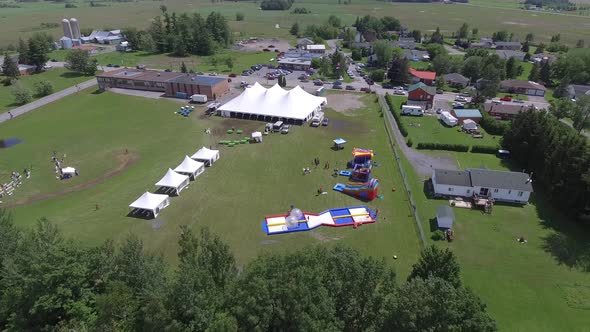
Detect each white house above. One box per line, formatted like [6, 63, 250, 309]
[432, 168, 533, 204]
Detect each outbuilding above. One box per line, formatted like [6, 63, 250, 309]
[500, 80, 546, 96]
[451, 109, 482, 124]
[436, 205, 455, 229]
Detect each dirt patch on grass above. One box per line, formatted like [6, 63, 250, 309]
[326, 93, 365, 115]
[5, 150, 139, 208]
[234, 38, 292, 53]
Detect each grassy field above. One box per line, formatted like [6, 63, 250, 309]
[0, 89, 421, 276]
[1, 0, 590, 48]
[397, 148, 590, 331]
[388, 96, 501, 147]
[0, 68, 93, 112]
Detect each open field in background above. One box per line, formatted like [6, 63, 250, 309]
[1, 0, 590, 47]
[0, 89, 421, 276]
[398, 147, 590, 331]
[0, 68, 93, 112]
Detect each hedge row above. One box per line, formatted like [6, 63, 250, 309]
[415, 143, 501, 154]
[479, 111, 510, 136]
[385, 95, 408, 137]
[470, 145, 500, 154]
[416, 143, 470, 152]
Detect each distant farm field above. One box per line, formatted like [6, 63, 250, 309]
[1, 0, 590, 48]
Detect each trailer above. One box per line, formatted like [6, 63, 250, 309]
[439, 111, 458, 127]
[401, 105, 424, 116]
[310, 112, 324, 127]
[190, 94, 208, 103]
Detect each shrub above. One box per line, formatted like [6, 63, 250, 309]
[351, 49, 362, 61]
[431, 229, 445, 241]
[35, 80, 54, 97]
[406, 138, 414, 147]
[65, 3, 77, 8]
[12, 83, 32, 105]
[236, 12, 245, 21]
[292, 7, 311, 14]
[470, 145, 500, 154]
[479, 110, 510, 136]
[385, 95, 409, 137]
[369, 69, 385, 82]
[416, 143, 469, 152]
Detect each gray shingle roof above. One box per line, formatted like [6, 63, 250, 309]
[434, 169, 471, 187]
[443, 73, 469, 84]
[467, 168, 533, 192]
[436, 205, 455, 229]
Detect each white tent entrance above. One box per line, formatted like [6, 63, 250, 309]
[155, 169, 190, 195]
[191, 147, 220, 166]
[129, 192, 170, 218]
[174, 155, 205, 179]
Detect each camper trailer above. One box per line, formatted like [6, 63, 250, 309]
[310, 112, 325, 127]
[439, 111, 458, 127]
[401, 105, 424, 116]
[190, 94, 207, 103]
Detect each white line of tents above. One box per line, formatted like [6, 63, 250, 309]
[128, 147, 220, 218]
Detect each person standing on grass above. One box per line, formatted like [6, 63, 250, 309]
[8, 111, 13, 119]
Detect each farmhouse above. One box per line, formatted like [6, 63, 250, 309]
[566, 84, 590, 100]
[496, 50, 525, 61]
[217, 82, 326, 124]
[484, 101, 536, 120]
[409, 68, 436, 86]
[500, 80, 546, 96]
[443, 73, 469, 88]
[451, 109, 482, 124]
[96, 68, 229, 100]
[391, 37, 416, 49]
[431, 168, 533, 204]
[408, 82, 435, 110]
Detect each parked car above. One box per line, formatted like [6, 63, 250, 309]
[136, 64, 145, 69]
[209, 72, 218, 76]
[298, 74, 309, 80]
[51, 59, 58, 62]
[268, 45, 275, 48]
[436, 89, 444, 94]
[240, 81, 249, 87]
[196, 71, 204, 75]
[514, 98, 525, 103]
[333, 80, 342, 86]
[453, 102, 465, 109]
[263, 48, 270, 52]
[114, 64, 121, 68]
[281, 125, 290, 134]
[360, 87, 370, 92]
[492, 100, 503, 105]
[345, 85, 356, 90]
[314, 81, 324, 86]
[242, 70, 251, 76]
[333, 85, 343, 89]
[382, 83, 393, 89]
[322, 117, 329, 126]
[500, 95, 513, 102]
[229, 73, 237, 77]
[394, 90, 405, 95]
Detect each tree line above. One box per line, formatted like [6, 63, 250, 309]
[502, 110, 590, 219]
[0, 211, 496, 331]
[260, 0, 294, 10]
[122, 6, 231, 57]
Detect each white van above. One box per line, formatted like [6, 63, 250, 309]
[401, 105, 424, 116]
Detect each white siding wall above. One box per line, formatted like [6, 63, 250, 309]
[433, 183, 472, 197]
[473, 186, 531, 203]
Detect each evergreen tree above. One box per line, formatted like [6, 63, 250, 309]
[430, 27, 443, 44]
[224, 56, 234, 71]
[387, 54, 409, 85]
[528, 62, 540, 82]
[408, 245, 461, 288]
[576, 39, 585, 48]
[17, 38, 28, 65]
[26, 37, 48, 72]
[457, 22, 469, 39]
[180, 61, 187, 73]
[290, 22, 300, 37]
[521, 41, 530, 53]
[525, 32, 534, 43]
[540, 60, 551, 84]
[2, 51, 20, 83]
[505, 56, 518, 79]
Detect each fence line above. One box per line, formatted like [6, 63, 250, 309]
[377, 95, 426, 248]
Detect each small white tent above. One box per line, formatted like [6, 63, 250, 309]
[129, 192, 170, 218]
[191, 147, 220, 166]
[251, 131, 262, 143]
[174, 156, 205, 179]
[61, 167, 77, 174]
[155, 169, 190, 195]
[462, 119, 478, 131]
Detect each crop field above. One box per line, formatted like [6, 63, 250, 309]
[1, 0, 590, 48]
[0, 89, 421, 275]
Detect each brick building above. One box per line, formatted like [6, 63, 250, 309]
[408, 82, 435, 109]
[96, 68, 229, 100]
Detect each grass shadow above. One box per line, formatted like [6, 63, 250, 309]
[59, 71, 86, 79]
[429, 217, 439, 232]
[126, 210, 155, 220]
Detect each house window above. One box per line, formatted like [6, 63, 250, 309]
[448, 187, 453, 192]
[508, 190, 511, 194]
[494, 189, 499, 193]
[518, 191, 524, 197]
[466, 189, 471, 194]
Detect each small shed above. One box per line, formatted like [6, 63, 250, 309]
[436, 205, 455, 229]
[462, 119, 478, 131]
[252, 131, 262, 143]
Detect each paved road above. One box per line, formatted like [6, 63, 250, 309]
[379, 96, 457, 177]
[443, 44, 465, 56]
[559, 118, 590, 138]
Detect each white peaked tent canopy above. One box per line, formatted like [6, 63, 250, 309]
[129, 192, 170, 218]
[191, 147, 220, 166]
[218, 82, 327, 122]
[61, 167, 76, 174]
[155, 169, 190, 195]
[174, 155, 205, 179]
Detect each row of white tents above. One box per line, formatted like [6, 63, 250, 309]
[128, 147, 220, 218]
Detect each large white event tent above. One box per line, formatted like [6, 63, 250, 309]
[191, 147, 220, 166]
[174, 155, 205, 179]
[217, 82, 327, 124]
[129, 192, 170, 218]
[155, 169, 190, 195]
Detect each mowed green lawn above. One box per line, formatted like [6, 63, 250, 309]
[0, 68, 93, 112]
[0, 90, 421, 277]
[388, 96, 501, 147]
[398, 147, 590, 331]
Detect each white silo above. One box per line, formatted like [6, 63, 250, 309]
[62, 18, 73, 39]
[70, 18, 81, 39]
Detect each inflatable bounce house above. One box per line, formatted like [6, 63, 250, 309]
[335, 148, 379, 200]
[262, 206, 377, 235]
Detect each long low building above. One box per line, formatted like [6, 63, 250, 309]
[431, 168, 533, 204]
[217, 82, 326, 124]
[96, 68, 229, 100]
[500, 80, 546, 96]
